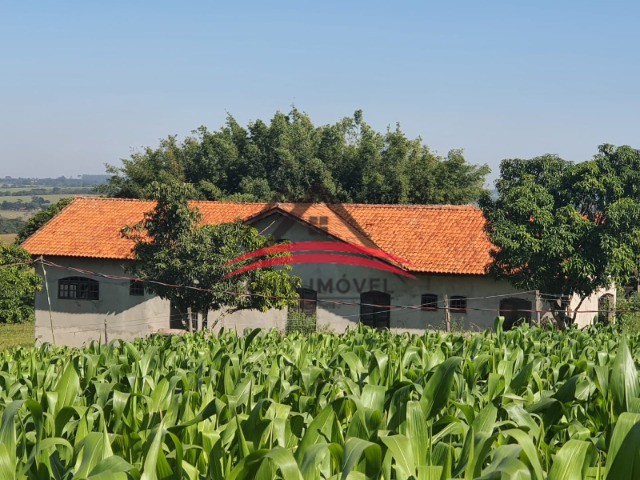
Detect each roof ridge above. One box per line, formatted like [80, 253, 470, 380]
[71, 197, 481, 211]
[341, 203, 480, 210]
[74, 196, 153, 202]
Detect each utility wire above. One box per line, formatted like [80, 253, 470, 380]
[34, 258, 625, 316]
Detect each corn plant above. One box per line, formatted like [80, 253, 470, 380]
[1, 320, 640, 479]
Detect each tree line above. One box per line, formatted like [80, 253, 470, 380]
[100, 109, 490, 205]
[1, 197, 50, 211]
[0, 187, 96, 196]
[4, 107, 640, 328]
[1, 175, 108, 188]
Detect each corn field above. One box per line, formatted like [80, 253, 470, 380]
[2, 321, 640, 479]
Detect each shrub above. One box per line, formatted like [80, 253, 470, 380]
[616, 290, 640, 334]
[285, 310, 317, 335]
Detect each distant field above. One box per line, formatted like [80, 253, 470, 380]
[0, 186, 96, 195]
[0, 233, 17, 244]
[0, 194, 76, 203]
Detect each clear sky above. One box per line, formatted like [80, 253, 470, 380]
[1, 1, 638, 183]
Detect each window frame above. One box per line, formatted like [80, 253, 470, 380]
[450, 295, 467, 313]
[296, 288, 317, 317]
[58, 276, 99, 301]
[129, 279, 145, 296]
[421, 293, 438, 311]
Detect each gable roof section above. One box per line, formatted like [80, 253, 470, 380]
[22, 197, 493, 275]
[338, 204, 492, 274]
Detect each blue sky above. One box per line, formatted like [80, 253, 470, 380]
[1, 1, 638, 183]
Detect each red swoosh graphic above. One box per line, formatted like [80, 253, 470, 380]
[225, 241, 412, 267]
[224, 253, 416, 279]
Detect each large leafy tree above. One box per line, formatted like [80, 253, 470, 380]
[481, 146, 640, 325]
[101, 108, 490, 205]
[0, 244, 40, 323]
[123, 182, 301, 328]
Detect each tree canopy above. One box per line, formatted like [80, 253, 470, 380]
[481, 145, 640, 324]
[101, 109, 490, 204]
[0, 244, 39, 323]
[123, 183, 301, 328]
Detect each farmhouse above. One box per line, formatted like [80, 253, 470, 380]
[22, 197, 611, 346]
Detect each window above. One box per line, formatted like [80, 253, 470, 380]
[129, 280, 145, 296]
[421, 294, 438, 311]
[450, 296, 467, 313]
[296, 288, 317, 317]
[58, 277, 99, 300]
[309, 216, 329, 233]
[360, 291, 390, 329]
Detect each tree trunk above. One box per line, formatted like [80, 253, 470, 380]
[571, 295, 588, 325]
[550, 297, 571, 329]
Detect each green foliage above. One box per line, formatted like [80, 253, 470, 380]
[0, 245, 39, 324]
[616, 291, 640, 334]
[0, 217, 25, 234]
[0, 196, 50, 211]
[285, 311, 317, 335]
[481, 145, 640, 324]
[101, 109, 490, 204]
[124, 182, 300, 322]
[14, 197, 73, 244]
[1, 325, 640, 477]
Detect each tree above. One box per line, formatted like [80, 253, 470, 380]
[15, 198, 73, 244]
[101, 108, 490, 205]
[481, 146, 640, 325]
[0, 244, 40, 323]
[123, 182, 301, 328]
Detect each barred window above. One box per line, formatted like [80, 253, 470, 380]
[450, 295, 467, 313]
[129, 280, 145, 296]
[421, 294, 438, 311]
[296, 288, 317, 316]
[58, 277, 99, 300]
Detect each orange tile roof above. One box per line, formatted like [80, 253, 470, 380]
[21, 197, 493, 275]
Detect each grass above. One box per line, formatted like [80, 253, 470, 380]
[0, 233, 17, 244]
[0, 321, 34, 350]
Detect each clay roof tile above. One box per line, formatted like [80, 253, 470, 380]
[22, 197, 493, 275]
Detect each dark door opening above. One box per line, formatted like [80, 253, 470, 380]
[499, 298, 532, 330]
[360, 291, 391, 329]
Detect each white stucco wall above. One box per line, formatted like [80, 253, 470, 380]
[209, 308, 288, 333]
[569, 286, 617, 327]
[249, 213, 536, 333]
[35, 211, 616, 346]
[35, 257, 171, 347]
